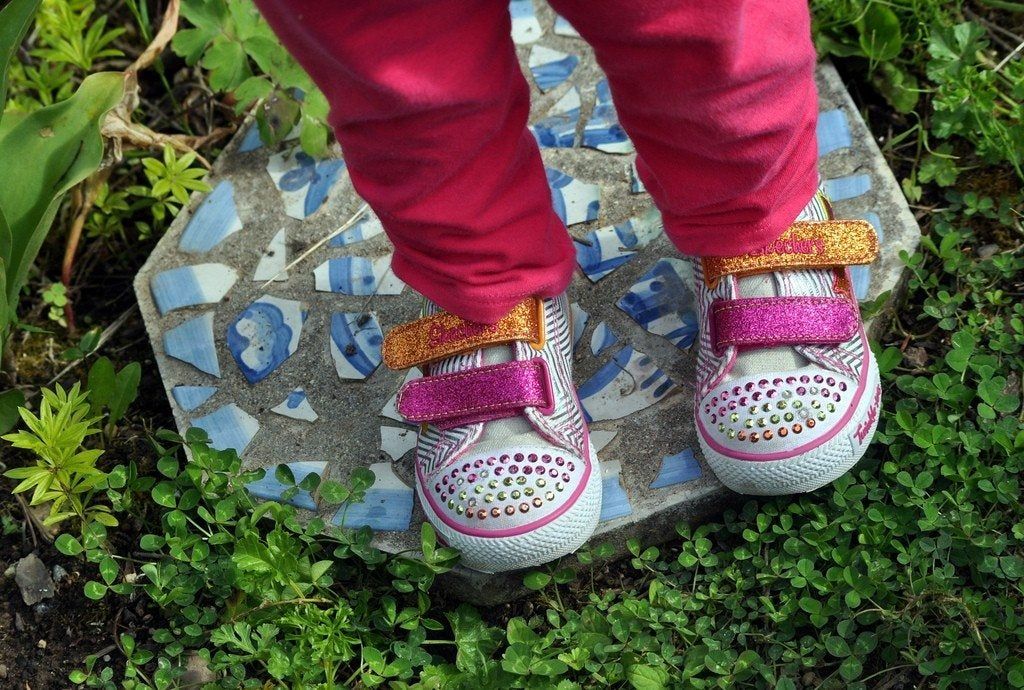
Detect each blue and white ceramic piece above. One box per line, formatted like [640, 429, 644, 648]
[271, 388, 318, 422]
[650, 449, 702, 489]
[226, 295, 307, 385]
[509, 0, 541, 44]
[330, 312, 383, 380]
[629, 161, 646, 194]
[246, 461, 325, 510]
[583, 79, 634, 154]
[578, 346, 676, 422]
[618, 258, 699, 349]
[313, 256, 405, 295]
[380, 426, 417, 461]
[824, 173, 871, 202]
[851, 212, 883, 300]
[546, 167, 600, 226]
[591, 429, 618, 454]
[163, 312, 220, 377]
[528, 45, 579, 92]
[381, 368, 422, 421]
[599, 460, 632, 522]
[238, 125, 263, 153]
[329, 209, 385, 247]
[590, 321, 619, 356]
[817, 109, 852, 157]
[266, 148, 347, 220]
[531, 87, 581, 148]
[171, 385, 218, 412]
[553, 14, 580, 38]
[151, 263, 238, 315]
[333, 462, 415, 532]
[190, 403, 259, 456]
[178, 181, 243, 253]
[570, 302, 589, 351]
[253, 228, 287, 282]
[574, 209, 663, 282]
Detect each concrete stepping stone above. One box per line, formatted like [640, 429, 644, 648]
[135, 0, 920, 604]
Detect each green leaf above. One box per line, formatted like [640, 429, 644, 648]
[0, 71, 125, 310]
[627, 664, 669, 690]
[0, 388, 24, 434]
[99, 556, 118, 585]
[523, 571, 551, 590]
[945, 330, 976, 373]
[108, 362, 141, 423]
[55, 533, 83, 556]
[856, 3, 904, 62]
[83, 580, 107, 600]
[86, 356, 115, 415]
[152, 481, 177, 508]
[0, 0, 41, 117]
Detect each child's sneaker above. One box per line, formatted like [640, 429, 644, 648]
[382, 294, 601, 573]
[693, 192, 882, 495]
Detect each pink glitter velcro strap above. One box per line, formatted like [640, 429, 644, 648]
[396, 358, 553, 429]
[710, 297, 860, 354]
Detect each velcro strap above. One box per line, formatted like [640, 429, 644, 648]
[702, 220, 879, 288]
[396, 359, 553, 428]
[382, 298, 545, 370]
[711, 297, 860, 353]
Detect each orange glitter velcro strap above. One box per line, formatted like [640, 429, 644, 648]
[701, 220, 879, 288]
[382, 298, 546, 370]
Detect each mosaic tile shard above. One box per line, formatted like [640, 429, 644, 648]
[246, 461, 325, 510]
[380, 426, 416, 461]
[574, 209, 663, 282]
[253, 228, 287, 282]
[178, 181, 243, 253]
[590, 429, 617, 454]
[271, 388, 318, 422]
[163, 313, 220, 377]
[824, 173, 871, 202]
[226, 295, 307, 384]
[650, 449, 702, 489]
[313, 256, 405, 295]
[151, 263, 238, 315]
[852, 212, 884, 300]
[570, 302, 589, 351]
[628, 161, 647, 194]
[266, 148, 347, 220]
[547, 167, 600, 226]
[190, 403, 259, 455]
[509, 0, 541, 44]
[333, 462, 414, 532]
[816, 109, 852, 156]
[553, 14, 580, 37]
[328, 209, 385, 247]
[599, 460, 632, 522]
[618, 258, 699, 349]
[238, 126, 263, 153]
[171, 385, 218, 412]
[590, 321, 619, 356]
[528, 45, 579, 92]
[381, 368, 422, 421]
[531, 87, 581, 149]
[583, 80, 634, 154]
[578, 346, 677, 422]
[330, 312, 383, 380]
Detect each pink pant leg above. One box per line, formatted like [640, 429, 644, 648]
[252, 0, 575, 323]
[550, 0, 820, 256]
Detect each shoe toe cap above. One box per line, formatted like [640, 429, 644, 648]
[697, 368, 859, 459]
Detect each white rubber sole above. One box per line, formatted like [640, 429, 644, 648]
[417, 446, 602, 573]
[700, 360, 881, 496]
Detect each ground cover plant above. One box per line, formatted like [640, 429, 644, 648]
[0, 0, 1021, 687]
